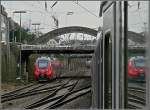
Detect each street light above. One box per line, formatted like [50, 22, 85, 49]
[66, 11, 74, 15]
[66, 11, 74, 26]
[13, 11, 26, 80]
[13, 11, 26, 43]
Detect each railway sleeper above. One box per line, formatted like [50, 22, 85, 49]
[25, 85, 91, 109]
[2, 83, 73, 103]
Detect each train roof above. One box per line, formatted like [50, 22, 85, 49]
[99, 1, 112, 17]
[129, 56, 145, 61]
[35, 56, 51, 63]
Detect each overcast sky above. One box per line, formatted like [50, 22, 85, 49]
[128, 1, 148, 33]
[2, 1, 102, 34]
[1, 1, 148, 34]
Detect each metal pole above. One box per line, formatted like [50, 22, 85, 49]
[0, 0, 2, 108]
[35, 25, 36, 36]
[13, 11, 26, 80]
[38, 25, 39, 37]
[12, 22, 14, 42]
[123, 1, 128, 108]
[19, 13, 21, 43]
[19, 45, 21, 79]
[32, 23, 40, 38]
[146, 1, 150, 109]
[12, 13, 15, 42]
[19, 13, 22, 79]
[13, 11, 26, 43]
[6, 19, 10, 81]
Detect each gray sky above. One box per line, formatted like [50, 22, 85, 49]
[2, 1, 102, 34]
[128, 1, 148, 33]
[1, 1, 148, 34]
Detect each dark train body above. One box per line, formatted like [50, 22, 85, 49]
[92, 1, 149, 109]
[92, 1, 128, 109]
[34, 57, 54, 81]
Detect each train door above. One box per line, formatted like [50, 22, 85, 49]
[101, 2, 116, 109]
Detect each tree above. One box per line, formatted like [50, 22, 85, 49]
[13, 27, 36, 44]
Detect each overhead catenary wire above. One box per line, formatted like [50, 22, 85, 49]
[72, 1, 99, 18]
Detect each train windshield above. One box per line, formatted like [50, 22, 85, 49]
[38, 60, 49, 68]
[134, 58, 145, 68]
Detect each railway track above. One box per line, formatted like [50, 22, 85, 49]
[2, 78, 68, 102]
[2, 83, 36, 97]
[2, 75, 91, 109]
[2, 78, 57, 98]
[2, 78, 145, 109]
[24, 77, 91, 109]
[46, 86, 91, 109]
[25, 78, 78, 109]
[128, 86, 146, 109]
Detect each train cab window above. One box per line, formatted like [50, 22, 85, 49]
[134, 58, 145, 68]
[38, 60, 49, 68]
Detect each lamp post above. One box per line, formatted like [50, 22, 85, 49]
[32, 23, 40, 38]
[13, 11, 26, 43]
[13, 11, 26, 80]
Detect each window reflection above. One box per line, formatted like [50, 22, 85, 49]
[128, 1, 148, 109]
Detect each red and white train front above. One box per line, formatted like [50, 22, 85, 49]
[34, 57, 53, 81]
[128, 56, 145, 81]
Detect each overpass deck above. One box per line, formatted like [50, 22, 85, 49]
[16, 44, 146, 54]
[19, 45, 95, 54]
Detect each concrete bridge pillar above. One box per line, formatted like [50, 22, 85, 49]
[17, 52, 30, 82]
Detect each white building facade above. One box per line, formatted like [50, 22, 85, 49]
[1, 5, 8, 44]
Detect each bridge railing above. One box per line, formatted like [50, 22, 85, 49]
[19, 44, 96, 50]
[16, 43, 146, 51]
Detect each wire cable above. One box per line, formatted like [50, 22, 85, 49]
[72, 1, 99, 18]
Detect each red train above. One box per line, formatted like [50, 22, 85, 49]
[34, 57, 54, 81]
[51, 58, 63, 68]
[128, 56, 145, 81]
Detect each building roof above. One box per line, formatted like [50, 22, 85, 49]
[8, 17, 20, 31]
[128, 31, 145, 45]
[0, 5, 7, 17]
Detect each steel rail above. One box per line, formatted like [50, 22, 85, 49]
[46, 80, 79, 108]
[2, 83, 36, 97]
[2, 78, 57, 99]
[2, 83, 74, 103]
[128, 97, 145, 105]
[2, 83, 46, 99]
[25, 79, 72, 109]
[128, 93, 145, 102]
[47, 88, 91, 109]
[25, 85, 91, 109]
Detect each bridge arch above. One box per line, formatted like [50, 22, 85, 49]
[31, 26, 98, 44]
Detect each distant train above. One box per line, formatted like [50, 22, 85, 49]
[34, 57, 54, 81]
[128, 56, 145, 81]
[51, 58, 63, 69]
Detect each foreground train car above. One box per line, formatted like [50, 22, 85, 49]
[34, 57, 54, 81]
[92, 1, 129, 109]
[92, 1, 149, 109]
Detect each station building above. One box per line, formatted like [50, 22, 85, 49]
[1, 5, 9, 44]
